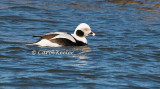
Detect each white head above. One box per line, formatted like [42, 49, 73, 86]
[74, 23, 95, 37]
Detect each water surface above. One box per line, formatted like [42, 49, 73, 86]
[0, 0, 160, 89]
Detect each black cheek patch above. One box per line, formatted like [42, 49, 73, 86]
[76, 30, 84, 37]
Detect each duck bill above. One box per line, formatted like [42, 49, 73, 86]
[89, 32, 95, 36]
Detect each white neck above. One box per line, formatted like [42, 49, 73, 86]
[71, 34, 87, 44]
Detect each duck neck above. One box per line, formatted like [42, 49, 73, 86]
[71, 34, 87, 44]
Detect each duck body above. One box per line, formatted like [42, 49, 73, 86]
[33, 23, 95, 47]
[34, 32, 87, 47]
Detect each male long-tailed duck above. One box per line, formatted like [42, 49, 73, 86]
[33, 23, 95, 47]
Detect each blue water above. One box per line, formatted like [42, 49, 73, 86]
[0, 0, 160, 89]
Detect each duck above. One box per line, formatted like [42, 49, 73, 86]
[33, 23, 95, 47]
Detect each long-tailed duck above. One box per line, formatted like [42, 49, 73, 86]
[33, 23, 95, 47]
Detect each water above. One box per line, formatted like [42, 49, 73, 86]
[0, 0, 160, 89]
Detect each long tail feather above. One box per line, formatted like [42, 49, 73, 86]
[33, 35, 42, 37]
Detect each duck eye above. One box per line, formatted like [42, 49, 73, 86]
[76, 30, 84, 37]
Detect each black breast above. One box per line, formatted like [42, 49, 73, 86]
[74, 40, 87, 46]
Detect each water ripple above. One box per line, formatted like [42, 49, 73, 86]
[0, 0, 160, 89]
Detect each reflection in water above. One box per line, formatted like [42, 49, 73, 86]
[73, 55, 89, 59]
[96, 0, 160, 14]
[1, 0, 159, 14]
[74, 46, 91, 53]
[72, 59, 89, 67]
[69, 46, 92, 68]
[104, 0, 145, 5]
[73, 46, 91, 59]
